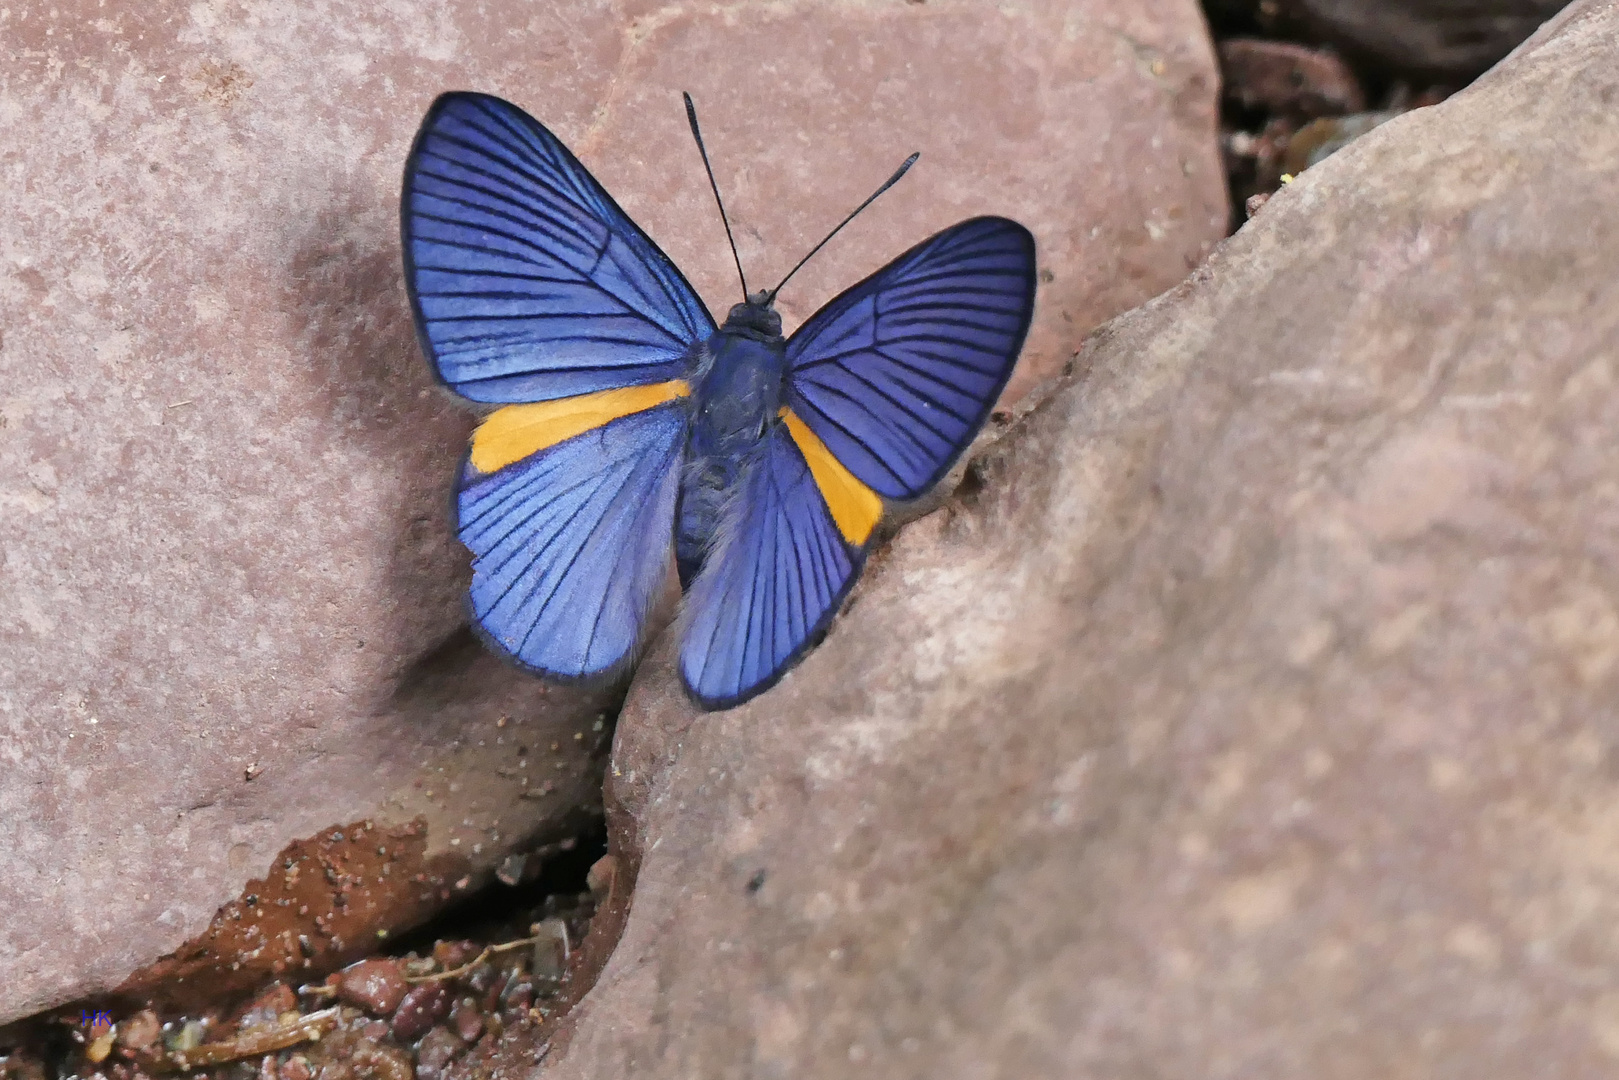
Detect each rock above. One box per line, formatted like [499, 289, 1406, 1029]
[389, 985, 450, 1044]
[231, 981, 297, 1032]
[546, 2, 1619, 1076]
[1222, 0, 1574, 78]
[349, 1040, 415, 1080]
[335, 958, 408, 1016]
[114, 1009, 162, 1052]
[0, 0, 1223, 1024]
[493, 854, 528, 888]
[1219, 38, 1367, 118]
[584, 855, 617, 903]
[529, 920, 569, 983]
[497, 974, 533, 1019]
[449, 998, 484, 1045]
[164, 1019, 207, 1055]
[84, 1026, 115, 1065]
[411, 1027, 464, 1080]
[464, 962, 500, 1003]
[429, 941, 479, 972]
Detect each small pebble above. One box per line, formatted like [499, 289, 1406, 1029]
[585, 855, 616, 901]
[1219, 38, 1366, 119]
[281, 1057, 312, 1080]
[450, 999, 484, 1045]
[390, 984, 450, 1042]
[401, 957, 437, 979]
[117, 1010, 162, 1051]
[464, 963, 499, 996]
[499, 976, 533, 1018]
[530, 919, 568, 981]
[494, 854, 527, 887]
[431, 940, 478, 971]
[350, 1042, 414, 1080]
[164, 1019, 208, 1053]
[412, 1027, 464, 1080]
[234, 983, 296, 1032]
[257, 1055, 279, 1080]
[336, 958, 408, 1016]
[86, 1028, 116, 1064]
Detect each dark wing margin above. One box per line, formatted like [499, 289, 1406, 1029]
[403, 92, 715, 404]
[456, 403, 685, 680]
[678, 428, 864, 710]
[784, 216, 1036, 500]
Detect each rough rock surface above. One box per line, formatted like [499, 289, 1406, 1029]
[0, 0, 1223, 1025]
[553, 3, 1619, 1075]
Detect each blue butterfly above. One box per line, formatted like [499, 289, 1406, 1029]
[401, 92, 1036, 710]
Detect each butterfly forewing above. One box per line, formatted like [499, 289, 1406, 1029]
[403, 92, 705, 679]
[784, 216, 1037, 500]
[403, 92, 715, 403]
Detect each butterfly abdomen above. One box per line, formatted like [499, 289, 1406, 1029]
[675, 320, 788, 586]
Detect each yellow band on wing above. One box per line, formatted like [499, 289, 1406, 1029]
[780, 408, 883, 546]
[468, 380, 691, 475]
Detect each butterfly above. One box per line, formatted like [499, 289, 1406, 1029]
[401, 92, 1036, 710]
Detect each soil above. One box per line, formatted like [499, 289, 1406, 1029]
[0, 833, 608, 1080]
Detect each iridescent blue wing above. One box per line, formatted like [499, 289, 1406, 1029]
[784, 217, 1036, 499]
[457, 403, 686, 679]
[678, 419, 877, 710]
[403, 92, 715, 403]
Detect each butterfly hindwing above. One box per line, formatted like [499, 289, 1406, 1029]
[678, 416, 879, 709]
[784, 216, 1037, 500]
[403, 92, 715, 403]
[457, 401, 686, 680]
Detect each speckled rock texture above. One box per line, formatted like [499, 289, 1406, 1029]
[552, 3, 1619, 1075]
[1214, 0, 1573, 78]
[0, 0, 1224, 1027]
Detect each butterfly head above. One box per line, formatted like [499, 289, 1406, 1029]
[721, 293, 783, 342]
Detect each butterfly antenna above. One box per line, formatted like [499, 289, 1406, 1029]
[683, 92, 750, 302]
[765, 151, 920, 305]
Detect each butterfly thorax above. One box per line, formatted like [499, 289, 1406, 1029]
[721, 295, 783, 339]
[674, 301, 789, 587]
